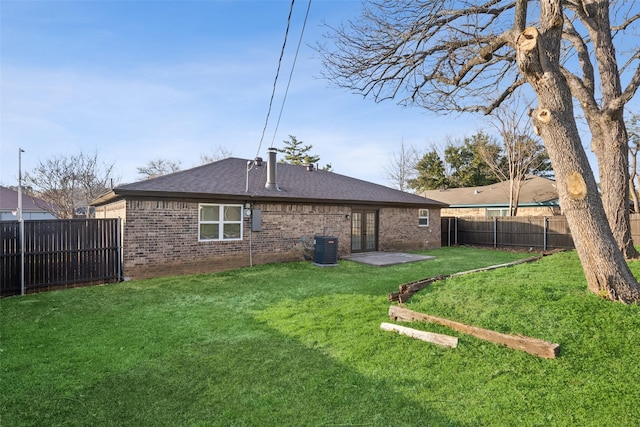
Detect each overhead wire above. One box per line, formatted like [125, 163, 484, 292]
[269, 0, 313, 149]
[254, 0, 297, 160]
[249, 0, 312, 197]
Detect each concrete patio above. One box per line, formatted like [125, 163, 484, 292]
[341, 252, 435, 266]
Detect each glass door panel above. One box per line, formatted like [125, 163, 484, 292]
[365, 211, 377, 250]
[351, 210, 378, 252]
[351, 212, 362, 251]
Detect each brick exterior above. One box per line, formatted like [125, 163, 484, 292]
[97, 199, 126, 220]
[96, 198, 441, 279]
[441, 206, 561, 217]
[379, 207, 441, 251]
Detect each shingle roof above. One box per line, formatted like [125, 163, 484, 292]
[93, 157, 446, 207]
[420, 176, 558, 207]
[0, 185, 54, 211]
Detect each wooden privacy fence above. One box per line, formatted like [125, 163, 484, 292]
[1, 219, 122, 296]
[442, 214, 640, 250]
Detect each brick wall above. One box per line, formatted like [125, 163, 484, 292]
[97, 198, 441, 279]
[96, 199, 126, 220]
[250, 203, 351, 262]
[441, 206, 561, 217]
[379, 207, 441, 251]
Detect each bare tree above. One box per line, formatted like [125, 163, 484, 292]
[319, 0, 640, 302]
[565, 2, 640, 259]
[385, 140, 419, 191]
[200, 146, 233, 164]
[23, 151, 116, 219]
[479, 97, 551, 216]
[137, 158, 181, 180]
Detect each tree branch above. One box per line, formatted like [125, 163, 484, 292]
[561, 67, 599, 114]
[563, 16, 595, 94]
[608, 63, 640, 113]
[611, 11, 640, 32]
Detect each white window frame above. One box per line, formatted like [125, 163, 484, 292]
[198, 204, 243, 241]
[486, 208, 510, 217]
[418, 209, 430, 227]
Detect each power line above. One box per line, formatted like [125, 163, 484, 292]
[254, 0, 297, 160]
[269, 0, 312, 149]
[249, 0, 312, 197]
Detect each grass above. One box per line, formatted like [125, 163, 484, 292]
[2, 246, 640, 426]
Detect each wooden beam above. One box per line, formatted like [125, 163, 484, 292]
[448, 256, 541, 278]
[380, 322, 458, 348]
[388, 257, 542, 303]
[388, 292, 416, 303]
[399, 275, 447, 294]
[389, 306, 560, 359]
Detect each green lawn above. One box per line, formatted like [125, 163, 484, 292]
[2, 247, 640, 426]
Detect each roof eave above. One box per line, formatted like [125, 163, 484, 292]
[92, 189, 447, 208]
[447, 200, 559, 208]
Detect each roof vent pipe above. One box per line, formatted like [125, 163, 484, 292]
[265, 148, 280, 191]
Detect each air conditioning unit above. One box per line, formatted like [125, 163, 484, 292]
[313, 236, 339, 267]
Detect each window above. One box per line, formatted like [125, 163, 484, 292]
[199, 204, 243, 241]
[418, 209, 429, 226]
[486, 208, 509, 217]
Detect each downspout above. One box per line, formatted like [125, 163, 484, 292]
[249, 221, 253, 267]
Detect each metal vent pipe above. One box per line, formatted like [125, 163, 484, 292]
[265, 148, 280, 190]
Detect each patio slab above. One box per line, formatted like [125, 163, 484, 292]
[342, 252, 435, 266]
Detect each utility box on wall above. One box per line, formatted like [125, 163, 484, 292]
[251, 209, 262, 231]
[313, 236, 339, 267]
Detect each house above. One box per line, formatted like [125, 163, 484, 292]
[0, 185, 58, 220]
[91, 149, 446, 279]
[420, 175, 560, 217]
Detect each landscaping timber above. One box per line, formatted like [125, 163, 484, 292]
[448, 256, 541, 277]
[388, 291, 415, 303]
[388, 305, 560, 359]
[388, 256, 541, 302]
[380, 322, 458, 348]
[399, 275, 447, 294]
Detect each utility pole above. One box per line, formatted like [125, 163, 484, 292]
[18, 148, 25, 296]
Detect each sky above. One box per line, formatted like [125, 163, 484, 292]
[1, 0, 637, 189]
[0, 0, 491, 188]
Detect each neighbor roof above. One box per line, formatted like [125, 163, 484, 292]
[92, 157, 446, 208]
[420, 176, 558, 207]
[0, 185, 55, 212]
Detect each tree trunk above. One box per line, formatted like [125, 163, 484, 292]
[590, 115, 639, 258]
[581, 0, 638, 259]
[633, 173, 640, 214]
[515, 5, 640, 303]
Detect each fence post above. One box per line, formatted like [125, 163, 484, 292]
[455, 217, 458, 245]
[543, 217, 548, 251]
[19, 220, 25, 296]
[493, 217, 498, 248]
[447, 217, 451, 247]
[117, 217, 123, 281]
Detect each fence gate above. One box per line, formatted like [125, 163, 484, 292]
[1, 219, 122, 296]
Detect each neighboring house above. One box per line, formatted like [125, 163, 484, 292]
[0, 185, 57, 220]
[92, 150, 446, 279]
[420, 176, 560, 217]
